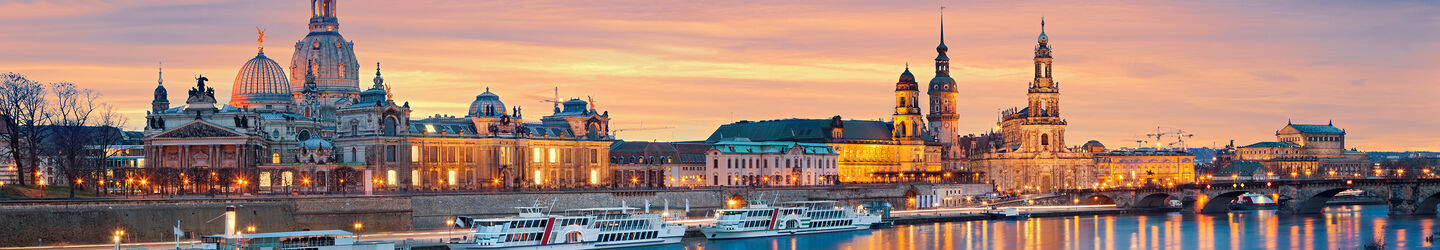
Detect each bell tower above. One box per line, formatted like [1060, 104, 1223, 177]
[893, 66, 924, 140]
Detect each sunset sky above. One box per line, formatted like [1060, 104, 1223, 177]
[1, 0, 1436, 151]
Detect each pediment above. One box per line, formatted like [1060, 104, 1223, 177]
[153, 120, 245, 138]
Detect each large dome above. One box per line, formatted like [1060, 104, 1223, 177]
[230, 51, 293, 109]
[289, 0, 360, 93]
[895, 67, 918, 91]
[468, 88, 506, 117]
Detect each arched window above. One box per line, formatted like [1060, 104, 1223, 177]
[298, 130, 312, 141]
[271, 153, 281, 164]
[383, 117, 398, 136]
[1041, 134, 1051, 146]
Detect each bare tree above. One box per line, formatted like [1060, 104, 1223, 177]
[0, 72, 47, 187]
[47, 82, 98, 198]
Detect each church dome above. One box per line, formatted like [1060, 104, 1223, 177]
[301, 138, 335, 149]
[467, 88, 506, 117]
[230, 51, 293, 109]
[895, 67, 918, 91]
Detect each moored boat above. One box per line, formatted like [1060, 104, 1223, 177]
[701, 200, 882, 240]
[1229, 193, 1278, 210]
[447, 206, 685, 250]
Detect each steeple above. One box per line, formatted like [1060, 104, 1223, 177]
[934, 6, 950, 77]
[152, 63, 169, 112]
[372, 62, 384, 89]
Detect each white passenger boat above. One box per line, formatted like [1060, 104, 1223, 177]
[701, 200, 882, 240]
[447, 206, 685, 250]
[195, 230, 393, 250]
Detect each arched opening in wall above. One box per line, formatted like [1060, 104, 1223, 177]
[1134, 193, 1180, 211]
[904, 187, 920, 209]
[1199, 191, 1251, 214]
[1041, 134, 1050, 146]
[726, 194, 746, 209]
[1080, 195, 1116, 205]
[1298, 188, 1378, 214]
[383, 117, 397, 136]
[298, 130, 312, 141]
[1413, 192, 1440, 215]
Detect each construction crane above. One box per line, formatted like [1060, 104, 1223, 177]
[539, 87, 562, 111]
[1142, 126, 1196, 150]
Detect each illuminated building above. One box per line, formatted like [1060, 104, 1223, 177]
[705, 116, 941, 183]
[141, 0, 615, 194]
[1234, 122, 1368, 178]
[609, 141, 709, 188]
[704, 139, 839, 186]
[1086, 141, 1197, 187]
[973, 19, 1099, 192]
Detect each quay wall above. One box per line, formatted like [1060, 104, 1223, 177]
[0, 184, 949, 246]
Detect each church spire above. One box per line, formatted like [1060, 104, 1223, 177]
[372, 61, 384, 89]
[933, 6, 950, 77]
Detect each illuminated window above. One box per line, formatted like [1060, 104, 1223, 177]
[534, 170, 544, 185]
[548, 148, 558, 163]
[533, 148, 542, 163]
[271, 153, 281, 164]
[281, 171, 293, 187]
[500, 147, 512, 165]
[411, 170, 420, 187]
[411, 146, 420, 162]
[386, 170, 397, 187]
[258, 172, 272, 187]
[590, 170, 598, 185]
[447, 170, 457, 186]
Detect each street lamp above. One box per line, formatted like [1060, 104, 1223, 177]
[445, 219, 456, 242]
[112, 229, 125, 250]
[353, 222, 364, 240]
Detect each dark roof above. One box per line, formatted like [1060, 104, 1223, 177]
[1239, 141, 1299, 148]
[704, 118, 892, 143]
[1216, 161, 1268, 176]
[1286, 124, 1344, 134]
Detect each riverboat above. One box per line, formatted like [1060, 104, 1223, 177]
[1229, 193, 1278, 210]
[701, 200, 882, 240]
[447, 206, 685, 250]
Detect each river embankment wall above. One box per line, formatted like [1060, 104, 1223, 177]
[0, 184, 956, 246]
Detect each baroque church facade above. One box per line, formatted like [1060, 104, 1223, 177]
[970, 20, 1098, 192]
[142, 0, 616, 195]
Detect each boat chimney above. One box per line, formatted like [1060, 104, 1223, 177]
[225, 206, 237, 237]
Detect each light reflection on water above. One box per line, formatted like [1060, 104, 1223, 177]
[639, 205, 1437, 250]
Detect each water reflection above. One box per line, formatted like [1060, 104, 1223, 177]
[644, 205, 1435, 250]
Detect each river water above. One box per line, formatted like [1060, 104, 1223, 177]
[642, 205, 1439, 249]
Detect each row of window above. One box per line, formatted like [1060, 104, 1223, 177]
[596, 219, 650, 231]
[713, 157, 836, 170]
[598, 231, 658, 242]
[504, 232, 545, 242]
[509, 219, 549, 229]
[811, 219, 853, 228]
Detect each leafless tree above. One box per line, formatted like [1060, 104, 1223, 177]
[47, 82, 99, 198]
[0, 72, 48, 187]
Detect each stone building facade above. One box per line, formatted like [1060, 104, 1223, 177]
[1235, 122, 1369, 179]
[704, 140, 838, 187]
[141, 0, 615, 195]
[1085, 141, 1197, 188]
[973, 20, 1099, 192]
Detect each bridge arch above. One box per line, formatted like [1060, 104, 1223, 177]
[1414, 192, 1440, 215]
[1294, 187, 1385, 214]
[1080, 194, 1116, 205]
[1200, 190, 1255, 214]
[1134, 193, 1178, 209]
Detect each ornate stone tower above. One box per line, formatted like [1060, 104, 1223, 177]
[1021, 18, 1068, 153]
[152, 66, 169, 112]
[893, 66, 924, 140]
[926, 11, 962, 169]
[290, 0, 360, 122]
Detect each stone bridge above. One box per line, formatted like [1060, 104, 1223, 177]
[1067, 179, 1440, 215]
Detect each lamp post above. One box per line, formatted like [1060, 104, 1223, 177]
[112, 229, 124, 250]
[445, 219, 455, 243]
[353, 222, 363, 241]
